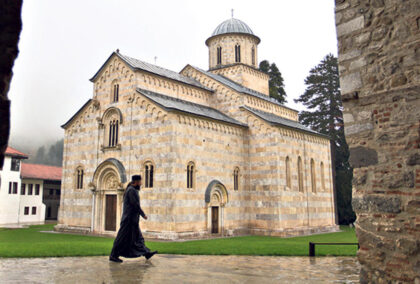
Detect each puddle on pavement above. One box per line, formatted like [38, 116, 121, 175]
[0, 255, 360, 283]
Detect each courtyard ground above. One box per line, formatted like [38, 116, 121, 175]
[0, 255, 360, 283]
[0, 224, 357, 258]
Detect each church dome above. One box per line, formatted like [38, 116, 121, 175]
[206, 18, 260, 45]
[212, 18, 255, 37]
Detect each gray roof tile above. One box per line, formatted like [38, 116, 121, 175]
[90, 52, 212, 92]
[206, 18, 260, 45]
[137, 88, 247, 127]
[241, 106, 329, 138]
[212, 18, 255, 36]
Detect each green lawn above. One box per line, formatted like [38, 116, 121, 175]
[0, 224, 357, 258]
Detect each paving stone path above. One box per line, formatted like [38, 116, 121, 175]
[0, 255, 360, 283]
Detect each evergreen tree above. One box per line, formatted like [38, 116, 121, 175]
[47, 139, 64, 166]
[32, 139, 64, 166]
[259, 60, 287, 104]
[259, 60, 270, 73]
[34, 146, 46, 164]
[294, 54, 355, 225]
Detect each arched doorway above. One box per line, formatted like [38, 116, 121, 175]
[205, 180, 228, 235]
[91, 158, 127, 234]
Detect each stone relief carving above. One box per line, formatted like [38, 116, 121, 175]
[105, 175, 118, 190]
[212, 193, 220, 204]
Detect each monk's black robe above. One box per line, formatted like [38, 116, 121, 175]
[110, 184, 150, 258]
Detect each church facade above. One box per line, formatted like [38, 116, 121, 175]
[56, 18, 338, 239]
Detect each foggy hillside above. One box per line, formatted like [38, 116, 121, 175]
[8, 135, 64, 166]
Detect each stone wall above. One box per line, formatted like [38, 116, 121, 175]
[335, 0, 420, 282]
[181, 66, 299, 121]
[0, 0, 23, 168]
[179, 64, 337, 236]
[243, 112, 337, 235]
[211, 64, 270, 96]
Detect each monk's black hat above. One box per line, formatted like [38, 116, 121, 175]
[131, 175, 141, 181]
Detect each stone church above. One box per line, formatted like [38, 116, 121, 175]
[56, 17, 338, 239]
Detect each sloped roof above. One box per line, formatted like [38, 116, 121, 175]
[21, 163, 62, 181]
[5, 146, 28, 159]
[90, 52, 212, 92]
[187, 65, 297, 113]
[137, 88, 247, 127]
[241, 106, 329, 139]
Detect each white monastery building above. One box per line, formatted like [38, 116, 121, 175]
[0, 146, 62, 225]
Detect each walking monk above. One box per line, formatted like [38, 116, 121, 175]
[109, 174, 157, 262]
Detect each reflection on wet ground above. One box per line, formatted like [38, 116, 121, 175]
[0, 255, 360, 283]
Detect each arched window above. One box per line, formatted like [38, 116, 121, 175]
[235, 44, 241, 63]
[251, 46, 255, 66]
[144, 161, 154, 188]
[187, 162, 195, 189]
[285, 156, 291, 188]
[102, 108, 122, 149]
[298, 156, 303, 192]
[233, 167, 240, 191]
[311, 159, 316, 193]
[76, 167, 84, 189]
[320, 162, 325, 190]
[217, 46, 222, 65]
[113, 83, 119, 102]
[108, 119, 119, 147]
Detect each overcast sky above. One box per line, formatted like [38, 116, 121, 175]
[8, 0, 337, 150]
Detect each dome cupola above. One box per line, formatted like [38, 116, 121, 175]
[206, 17, 260, 70]
[206, 18, 260, 45]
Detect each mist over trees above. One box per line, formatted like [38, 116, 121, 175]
[295, 54, 355, 225]
[32, 139, 64, 166]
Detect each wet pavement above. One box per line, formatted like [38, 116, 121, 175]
[0, 255, 360, 283]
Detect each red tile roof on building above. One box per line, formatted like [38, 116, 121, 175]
[21, 163, 62, 181]
[5, 146, 28, 159]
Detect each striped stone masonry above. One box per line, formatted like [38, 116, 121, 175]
[57, 21, 338, 240]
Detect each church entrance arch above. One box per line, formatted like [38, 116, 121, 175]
[91, 158, 127, 234]
[205, 180, 228, 235]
